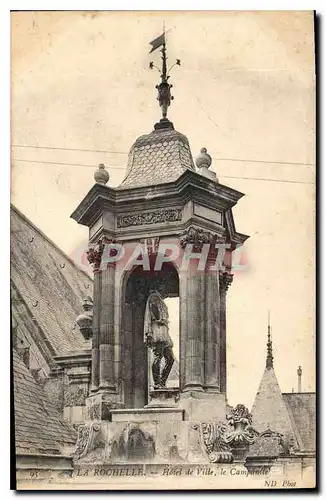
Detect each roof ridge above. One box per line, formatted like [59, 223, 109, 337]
[11, 204, 92, 283]
[282, 392, 316, 395]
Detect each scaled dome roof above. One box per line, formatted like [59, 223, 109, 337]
[119, 124, 196, 189]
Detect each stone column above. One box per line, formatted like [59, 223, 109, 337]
[132, 299, 147, 407]
[179, 265, 205, 393]
[219, 270, 233, 395]
[99, 263, 116, 392]
[203, 254, 220, 392]
[91, 269, 101, 392]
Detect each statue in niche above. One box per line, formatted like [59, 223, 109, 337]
[144, 287, 175, 389]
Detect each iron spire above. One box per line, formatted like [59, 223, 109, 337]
[266, 310, 274, 369]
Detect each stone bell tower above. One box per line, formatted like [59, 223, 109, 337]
[71, 37, 248, 427]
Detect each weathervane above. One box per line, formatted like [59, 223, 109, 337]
[149, 27, 181, 128]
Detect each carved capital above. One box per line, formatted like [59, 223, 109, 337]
[219, 271, 233, 294]
[87, 237, 118, 272]
[86, 239, 105, 271]
[179, 226, 221, 253]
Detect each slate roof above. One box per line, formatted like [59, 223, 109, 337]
[13, 348, 76, 455]
[119, 127, 196, 189]
[11, 205, 93, 355]
[251, 367, 298, 446]
[251, 364, 316, 453]
[283, 393, 316, 452]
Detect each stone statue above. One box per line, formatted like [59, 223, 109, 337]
[144, 288, 174, 389]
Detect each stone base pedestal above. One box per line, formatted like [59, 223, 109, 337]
[179, 391, 226, 421]
[85, 391, 124, 421]
[145, 388, 179, 408]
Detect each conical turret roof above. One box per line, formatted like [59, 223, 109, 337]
[251, 316, 299, 445]
[251, 366, 297, 440]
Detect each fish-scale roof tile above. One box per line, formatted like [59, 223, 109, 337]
[119, 126, 196, 189]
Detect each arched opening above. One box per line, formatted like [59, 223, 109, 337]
[121, 262, 179, 409]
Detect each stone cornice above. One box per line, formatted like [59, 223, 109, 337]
[70, 170, 245, 227]
[53, 350, 92, 368]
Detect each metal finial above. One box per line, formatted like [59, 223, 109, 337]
[266, 310, 274, 369]
[297, 366, 302, 393]
[149, 29, 181, 126]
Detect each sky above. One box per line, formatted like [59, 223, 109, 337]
[11, 10, 315, 408]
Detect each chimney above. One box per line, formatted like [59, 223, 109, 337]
[297, 366, 302, 393]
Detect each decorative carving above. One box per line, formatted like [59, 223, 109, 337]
[224, 405, 259, 459]
[87, 404, 101, 421]
[117, 209, 182, 228]
[86, 237, 117, 271]
[74, 421, 101, 459]
[110, 424, 155, 461]
[86, 239, 105, 270]
[245, 429, 297, 464]
[139, 237, 160, 256]
[179, 226, 220, 252]
[279, 434, 299, 456]
[200, 422, 233, 463]
[219, 271, 233, 294]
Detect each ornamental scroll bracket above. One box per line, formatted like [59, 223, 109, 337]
[74, 421, 102, 460]
[200, 422, 233, 464]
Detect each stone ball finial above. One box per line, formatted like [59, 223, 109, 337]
[94, 163, 110, 185]
[195, 147, 212, 169]
[82, 295, 93, 310]
[76, 295, 93, 340]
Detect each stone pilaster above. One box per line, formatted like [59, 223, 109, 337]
[179, 267, 205, 393]
[132, 299, 148, 407]
[99, 263, 116, 393]
[219, 270, 233, 395]
[203, 254, 220, 392]
[91, 269, 101, 392]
